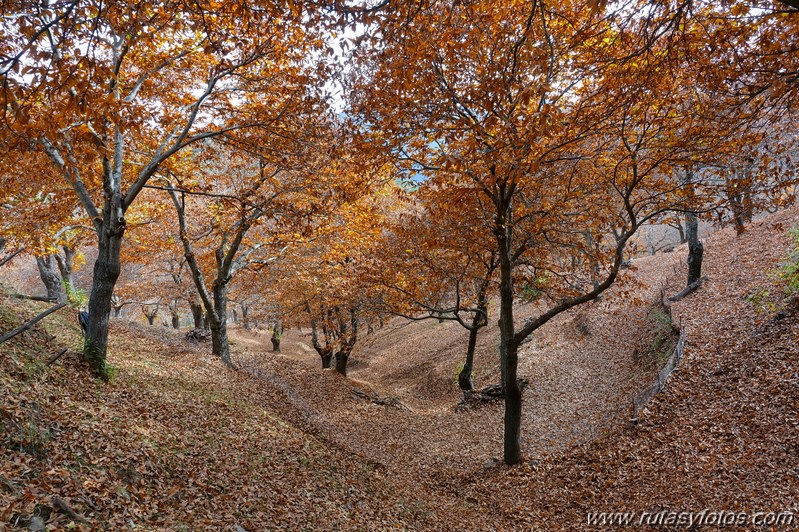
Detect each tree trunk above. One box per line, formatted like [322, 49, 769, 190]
[497, 197, 522, 466]
[686, 210, 704, 286]
[320, 350, 333, 369]
[35, 255, 65, 303]
[211, 281, 233, 368]
[685, 168, 704, 287]
[190, 301, 204, 329]
[141, 304, 158, 325]
[726, 170, 748, 235]
[85, 224, 124, 381]
[169, 299, 180, 329]
[241, 304, 250, 330]
[271, 318, 283, 352]
[458, 325, 479, 392]
[502, 341, 523, 466]
[54, 245, 76, 298]
[334, 350, 350, 376]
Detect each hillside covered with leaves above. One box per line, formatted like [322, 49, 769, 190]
[1, 208, 797, 530]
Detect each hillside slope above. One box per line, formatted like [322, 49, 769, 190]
[1, 207, 796, 530]
[460, 208, 799, 528]
[0, 302, 481, 529]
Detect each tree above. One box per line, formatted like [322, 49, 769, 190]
[1, 0, 327, 379]
[164, 126, 346, 366]
[348, 0, 745, 464]
[369, 186, 498, 392]
[274, 177, 394, 374]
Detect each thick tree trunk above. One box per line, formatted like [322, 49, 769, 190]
[502, 341, 523, 465]
[320, 350, 333, 369]
[85, 226, 124, 381]
[35, 255, 65, 303]
[271, 337, 281, 352]
[334, 350, 350, 376]
[686, 210, 704, 286]
[211, 282, 233, 368]
[685, 168, 704, 287]
[500, 320, 522, 466]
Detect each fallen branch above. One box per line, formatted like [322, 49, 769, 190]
[668, 276, 708, 302]
[185, 328, 211, 343]
[0, 302, 68, 344]
[350, 388, 409, 410]
[47, 347, 69, 366]
[0, 248, 24, 268]
[7, 293, 58, 303]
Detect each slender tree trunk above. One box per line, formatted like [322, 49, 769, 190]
[459, 326, 479, 392]
[171, 313, 180, 329]
[54, 245, 76, 298]
[458, 289, 488, 392]
[271, 318, 283, 352]
[190, 301, 203, 329]
[241, 304, 250, 330]
[35, 255, 65, 303]
[458, 258, 496, 392]
[497, 196, 522, 466]
[726, 170, 748, 235]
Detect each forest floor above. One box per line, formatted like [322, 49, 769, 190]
[1, 208, 797, 530]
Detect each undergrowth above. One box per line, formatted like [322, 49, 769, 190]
[748, 226, 799, 314]
[633, 303, 680, 373]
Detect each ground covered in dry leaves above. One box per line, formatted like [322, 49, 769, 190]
[1, 208, 797, 530]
